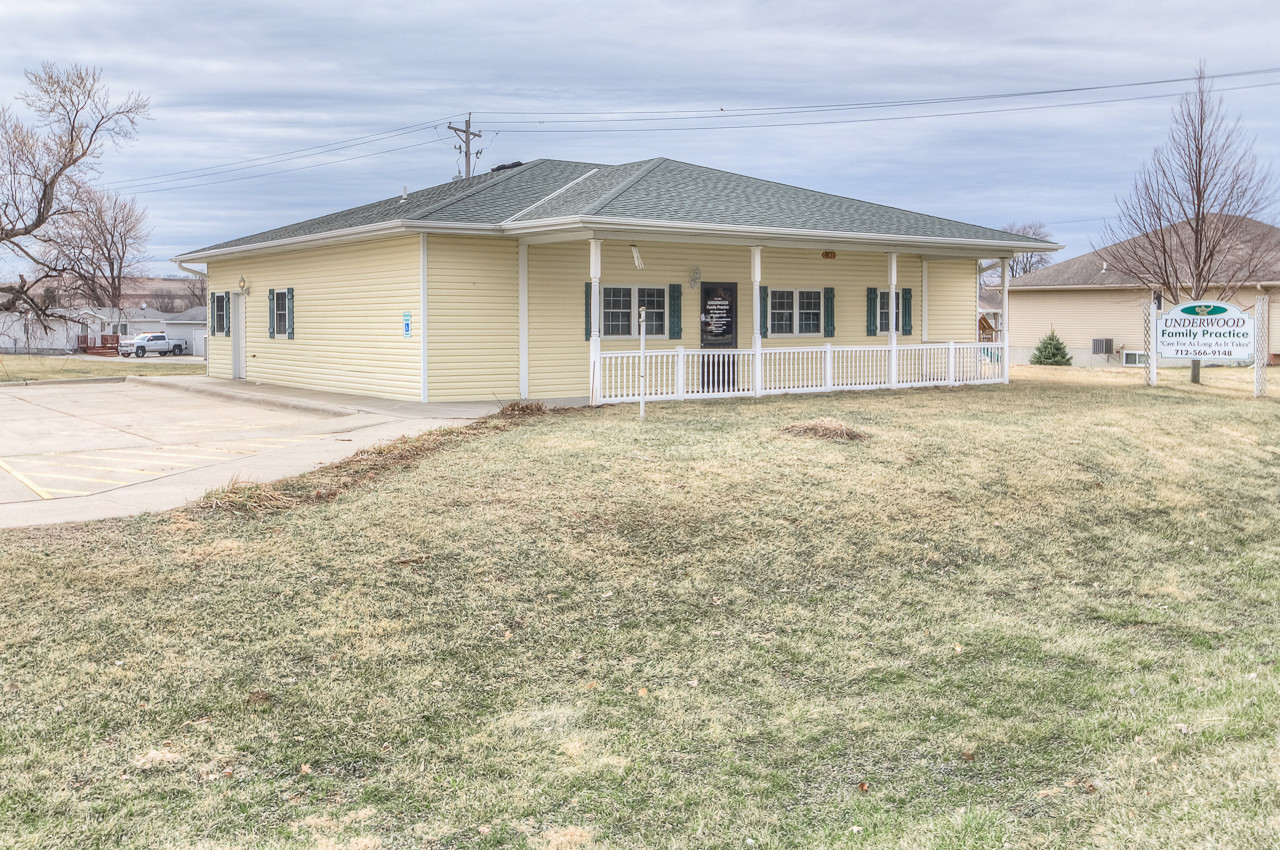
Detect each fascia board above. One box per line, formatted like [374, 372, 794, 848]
[502, 215, 1063, 255]
[172, 220, 501, 263]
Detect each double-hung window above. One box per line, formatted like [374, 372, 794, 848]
[213, 293, 228, 335]
[769, 289, 822, 335]
[878, 291, 900, 333]
[274, 291, 288, 337]
[602, 286, 666, 337]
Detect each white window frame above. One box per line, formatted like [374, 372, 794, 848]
[878, 291, 900, 333]
[769, 288, 823, 336]
[273, 290, 289, 337]
[601, 285, 666, 338]
[1123, 350, 1147, 367]
[213, 293, 229, 335]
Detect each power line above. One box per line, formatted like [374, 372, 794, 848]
[473, 66, 1280, 121]
[107, 113, 466, 190]
[130, 136, 453, 195]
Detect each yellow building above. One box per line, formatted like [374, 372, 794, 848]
[174, 158, 1058, 404]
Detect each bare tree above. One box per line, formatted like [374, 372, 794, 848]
[981, 222, 1055, 288]
[181, 275, 207, 309]
[1, 63, 149, 319]
[45, 187, 150, 318]
[1097, 65, 1278, 382]
[147, 288, 182, 313]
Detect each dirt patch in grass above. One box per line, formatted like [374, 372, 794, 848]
[781, 416, 867, 441]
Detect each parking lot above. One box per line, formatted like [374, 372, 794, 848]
[0, 378, 494, 526]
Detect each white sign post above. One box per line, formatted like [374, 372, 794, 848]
[1257, 294, 1270, 398]
[1156, 301, 1255, 361]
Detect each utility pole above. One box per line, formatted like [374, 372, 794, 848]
[448, 114, 483, 178]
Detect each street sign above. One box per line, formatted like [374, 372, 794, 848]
[1156, 301, 1254, 361]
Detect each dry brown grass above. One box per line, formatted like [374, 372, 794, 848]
[0, 354, 205, 383]
[2, 369, 1278, 848]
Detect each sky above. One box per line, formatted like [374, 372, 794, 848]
[3, 0, 1279, 278]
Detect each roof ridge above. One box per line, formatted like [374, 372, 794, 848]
[407, 159, 546, 221]
[581, 158, 667, 216]
[503, 167, 601, 223]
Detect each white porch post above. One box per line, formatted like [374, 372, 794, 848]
[751, 246, 763, 396]
[589, 238, 602, 405]
[1000, 258, 1010, 383]
[888, 252, 898, 388]
[921, 259, 929, 341]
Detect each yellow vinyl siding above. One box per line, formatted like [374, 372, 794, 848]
[426, 235, 519, 401]
[207, 236, 421, 399]
[527, 241, 976, 398]
[923, 259, 978, 343]
[1009, 288, 1152, 351]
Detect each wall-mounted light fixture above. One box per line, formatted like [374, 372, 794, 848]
[237, 276, 249, 292]
[688, 266, 702, 289]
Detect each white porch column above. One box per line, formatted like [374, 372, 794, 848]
[921, 259, 929, 341]
[518, 240, 529, 399]
[751, 245, 763, 396]
[888, 252, 898, 388]
[589, 238, 602, 405]
[1000, 258, 1010, 384]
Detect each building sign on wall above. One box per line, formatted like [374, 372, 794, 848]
[403, 311, 412, 339]
[1156, 301, 1255, 360]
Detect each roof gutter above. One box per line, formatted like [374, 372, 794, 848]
[175, 214, 1064, 264]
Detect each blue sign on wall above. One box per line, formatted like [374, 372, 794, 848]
[403, 311, 412, 338]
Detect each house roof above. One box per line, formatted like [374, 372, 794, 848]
[166, 306, 207, 323]
[177, 158, 1060, 261]
[1011, 217, 1280, 290]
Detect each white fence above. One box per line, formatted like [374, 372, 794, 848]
[598, 342, 1004, 404]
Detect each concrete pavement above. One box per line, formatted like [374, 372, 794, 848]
[0, 376, 516, 528]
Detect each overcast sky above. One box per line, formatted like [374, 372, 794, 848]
[3, 0, 1279, 278]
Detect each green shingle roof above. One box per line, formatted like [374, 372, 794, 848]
[189, 157, 1056, 255]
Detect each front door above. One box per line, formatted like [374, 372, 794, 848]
[231, 292, 247, 379]
[699, 282, 738, 391]
[700, 282, 737, 349]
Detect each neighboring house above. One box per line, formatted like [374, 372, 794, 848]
[978, 286, 1001, 343]
[174, 158, 1058, 404]
[0, 311, 90, 355]
[79, 306, 177, 339]
[1008, 220, 1280, 367]
[164, 306, 208, 357]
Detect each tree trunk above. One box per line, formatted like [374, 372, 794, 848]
[1191, 359, 1201, 384]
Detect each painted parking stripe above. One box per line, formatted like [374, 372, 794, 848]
[25, 471, 131, 485]
[21, 458, 180, 474]
[0, 458, 52, 500]
[45, 487, 92, 496]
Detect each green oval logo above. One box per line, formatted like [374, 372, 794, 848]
[1180, 304, 1227, 316]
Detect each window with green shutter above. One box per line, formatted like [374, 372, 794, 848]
[268, 288, 276, 338]
[902, 288, 913, 336]
[823, 287, 835, 338]
[865, 288, 878, 336]
[759, 285, 769, 338]
[667, 284, 682, 339]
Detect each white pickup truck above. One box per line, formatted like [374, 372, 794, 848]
[119, 333, 185, 357]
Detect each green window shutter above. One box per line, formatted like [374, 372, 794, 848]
[584, 282, 591, 341]
[223, 292, 231, 336]
[267, 288, 276, 338]
[759, 285, 769, 339]
[286, 288, 295, 339]
[667, 283, 682, 339]
[823, 287, 835, 338]
[902, 288, 913, 336]
[866, 288, 878, 336]
[209, 292, 215, 335]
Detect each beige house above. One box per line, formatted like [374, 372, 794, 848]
[1008, 225, 1280, 367]
[174, 158, 1058, 404]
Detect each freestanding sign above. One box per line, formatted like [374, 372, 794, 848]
[1156, 301, 1255, 361]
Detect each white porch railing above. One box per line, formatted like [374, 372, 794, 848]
[598, 342, 1004, 404]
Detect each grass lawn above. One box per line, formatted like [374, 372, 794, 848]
[0, 354, 205, 383]
[1, 366, 1278, 848]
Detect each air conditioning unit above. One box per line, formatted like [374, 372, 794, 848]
[1092, 338, 1114, 355]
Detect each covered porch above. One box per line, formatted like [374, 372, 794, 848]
[576, 239, 1012, 405]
